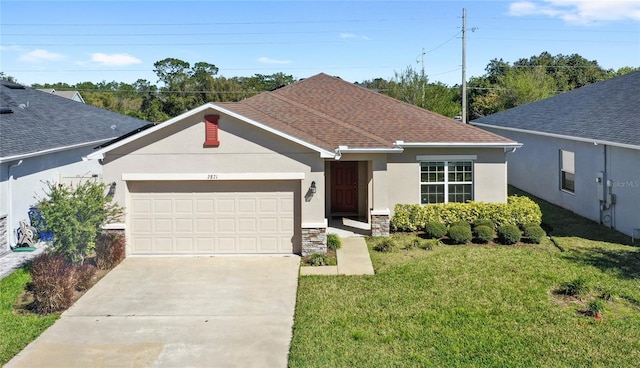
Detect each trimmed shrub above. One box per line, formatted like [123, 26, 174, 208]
[523, 224, 546, 244]
[448, 225, 472, 244]
[95, 232, 126, 270]
[326, 233, 342, 250]
[74, 263, 97, 291]
[474, 225, 494, 244]
[498, 224, 521, 245]
[473, 218, 495, 230]
[391, 195, 542, 232]
[373, 238, 397, 252]
[424, 221, 447, 239]
[450, 221, 471, 230]
[30, 253, 75, 314]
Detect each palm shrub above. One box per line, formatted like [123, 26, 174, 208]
[498, 224, 521, 245]
[424, 221, 447, 239]
[474, 225, 494, 244]
[523, 223, 546, 244]
[448, 225, 472, 244]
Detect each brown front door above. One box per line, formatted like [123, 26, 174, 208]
[331, 161, 358, 214]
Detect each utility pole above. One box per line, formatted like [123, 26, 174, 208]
[421, 47, 426, 104]
[461, 8, 467, 124]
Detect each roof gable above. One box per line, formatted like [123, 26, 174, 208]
[0, 81, 149, 161]
[472, 71, 640, 149]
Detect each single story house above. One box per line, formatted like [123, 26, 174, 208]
[472, 71, 640, 240]
[0, 80, 150, 253]
[88, 73, 521, 256]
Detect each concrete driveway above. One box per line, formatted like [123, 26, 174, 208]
[6, 256, 300, 368]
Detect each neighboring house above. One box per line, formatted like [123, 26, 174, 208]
[472, 71, 640, 240]
[0, 81, 150, 253]
[88, 73, 521, 256]
[37, 88, 86, 103]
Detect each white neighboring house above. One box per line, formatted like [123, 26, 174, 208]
[472, 71, 640, 241]
[37, 88, 86, 103]
[0, 80, 150, 253]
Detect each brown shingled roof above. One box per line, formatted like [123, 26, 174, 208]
[217, 73, 515, 151]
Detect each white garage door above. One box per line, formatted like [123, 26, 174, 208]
[128, 181, 298, 255]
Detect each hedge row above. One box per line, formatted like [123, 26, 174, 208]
[391, 195, 542, 232]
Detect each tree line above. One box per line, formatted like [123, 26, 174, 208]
[16, 52, 638, 122]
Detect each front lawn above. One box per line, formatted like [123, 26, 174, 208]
[289, 191, 640, 367]
[0, 267, 59, 365]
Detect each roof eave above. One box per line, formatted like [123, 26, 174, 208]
[2, 139, 112, 164]
[471, 122, 640, 151]
[394, 140, 523, 149]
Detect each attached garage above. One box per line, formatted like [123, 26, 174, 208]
[127, 180, 300, 255]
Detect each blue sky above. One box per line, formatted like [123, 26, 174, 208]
[1, 0, 639, 87]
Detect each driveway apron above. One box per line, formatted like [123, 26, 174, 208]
[6, 256, 300, 368]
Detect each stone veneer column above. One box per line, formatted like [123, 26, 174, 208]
[301, 227, 327, 256]
[371, 212, 390, 237]
[0, 214, 8, 255]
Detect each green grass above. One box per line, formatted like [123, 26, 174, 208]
[289, 188, 640, 367]
[0, 267, 59, 366]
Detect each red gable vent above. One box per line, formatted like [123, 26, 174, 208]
[204, 114, 220, 147]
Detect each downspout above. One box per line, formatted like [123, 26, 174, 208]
[8, 160, 23, 246]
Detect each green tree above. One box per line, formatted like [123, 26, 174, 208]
[36, 180, 123, 265]
[497, 68, 557, 109]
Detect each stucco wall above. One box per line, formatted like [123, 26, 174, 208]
[386, 147, 509, 214]
[101, 109, 326, 225]
[1, 147, 101, 248]
[480, 127, 640, 238]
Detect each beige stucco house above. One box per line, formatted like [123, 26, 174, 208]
[88, 73, 520, 256]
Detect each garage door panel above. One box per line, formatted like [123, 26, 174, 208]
[129, 181, 297, 255]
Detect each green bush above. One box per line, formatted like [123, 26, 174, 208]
[391, 195, 542, 232]
[326, 233, 342, 250]
[448, 225, 472, 244]
[450, 221, 471, 230]
[424, 222, 447, 239]
[498, 224, 521, 245]
[523, 224, 546, 244]
[474, 218, 495, 230]
[588, 299, 606, 317]
[474, 225, 494, 244]
[373, 238, 397, 252]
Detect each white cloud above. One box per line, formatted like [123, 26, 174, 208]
[19, 49, 65, 63]
[340, 33, 371, 40]
[508, 0, 640, 24]
[90, 53, 141, 66]
[257, 57, 292, 64]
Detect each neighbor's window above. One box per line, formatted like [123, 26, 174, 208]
[420, 161, 473, 204]
[560, 150, 575, 193]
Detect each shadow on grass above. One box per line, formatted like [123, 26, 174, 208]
[508, 186, 632, 245]
[560, 246, 640, 280]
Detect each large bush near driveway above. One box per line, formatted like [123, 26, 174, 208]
[391, 195, 542, 232]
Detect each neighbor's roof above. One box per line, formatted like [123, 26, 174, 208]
[216, 73, 516, 151]
[472, 71, 640, 149]
[0, 80, 149, 161]
[37, 88, 85, 103]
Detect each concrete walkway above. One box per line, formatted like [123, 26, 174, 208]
[6, 256, 300, 368]
[300, 236, 375, 276]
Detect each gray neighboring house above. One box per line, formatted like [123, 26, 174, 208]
[0, 80, 150, 253]
[472, 71, 640, 240]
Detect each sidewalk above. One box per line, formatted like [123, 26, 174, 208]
[300, 236, 375, 276]
[0, 243, 48, 280]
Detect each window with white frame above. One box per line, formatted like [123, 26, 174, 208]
[420, 161, 473, 204]
[560, 150, 575, 193]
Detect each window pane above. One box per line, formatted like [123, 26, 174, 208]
[421, 162, 444, 183]
[421, 184, 445, 204]
[448, 184, 472, 203]
[562, 172, 575, 193]
[448, 161, 472, 183]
